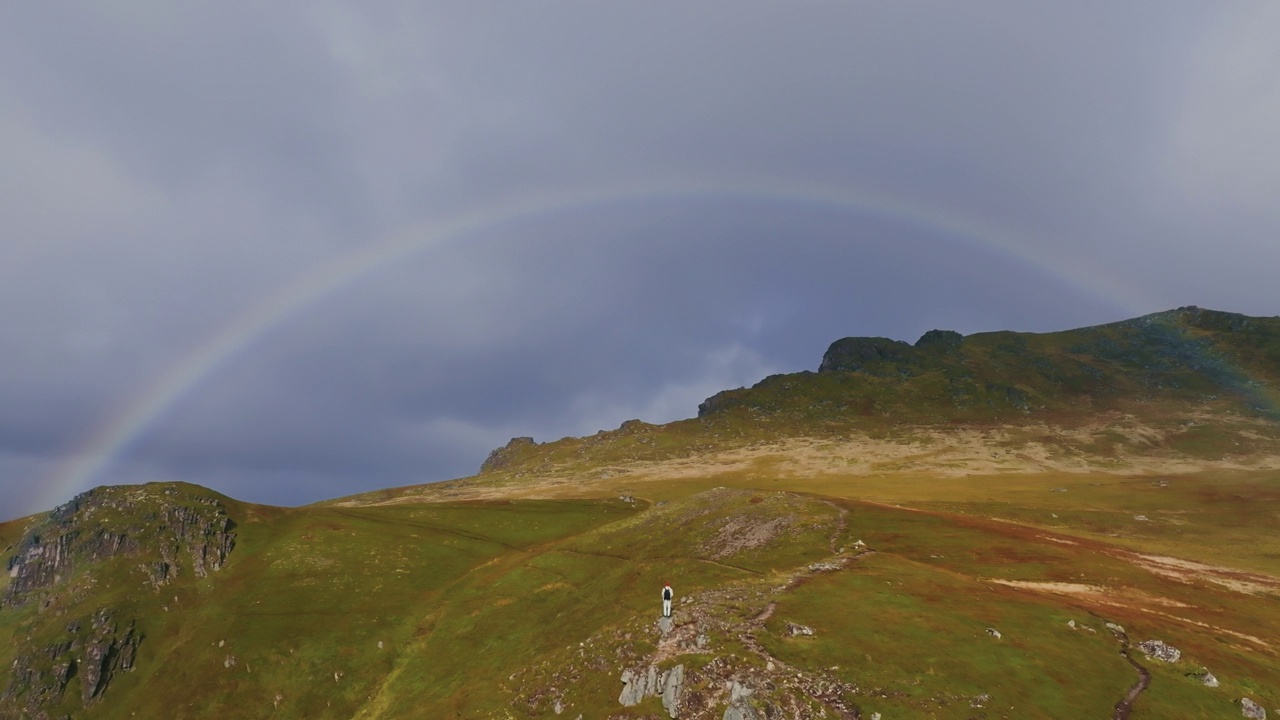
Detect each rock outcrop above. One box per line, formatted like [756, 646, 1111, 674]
[1137, 640, 1181, 663]
[619, 664, 685, 717]
[0, 608, 141, 717]
[723, 679, 761, 720]
[2, 484, 237, 608]
[480, 436, 537, 473]
[1240, 697, 1267, 719]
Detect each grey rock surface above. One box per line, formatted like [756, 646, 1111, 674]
[662, 664, 684, 718]
[787, 622, 815, 637]
[1137, 640, 1181, 663]
[722, 680, 760, 720]
[1239, 697, 1266, 719]
[1189, 668, 1220, 687]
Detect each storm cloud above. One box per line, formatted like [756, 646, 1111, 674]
[3, 2, 1278, 518]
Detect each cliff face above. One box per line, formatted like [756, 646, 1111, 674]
[1, 608, 141, 716]
[3, 484, 237, 609]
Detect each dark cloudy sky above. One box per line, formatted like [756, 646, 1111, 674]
[3, 2, 1279, 519]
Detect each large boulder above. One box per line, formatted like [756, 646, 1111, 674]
[1240, 697, 1266, 719]
[1137, 640, 1181, 663]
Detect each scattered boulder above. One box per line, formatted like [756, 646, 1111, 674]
[658, 616, 675, 636]
[1134, 515, 1150, 522]
[1240, 697, 1266, 719]
[1067, 620, 1076, 630]
[1188, 669, 1220, 688]
[986, 628, 1002, 639]
[786, 623, 815, 637]
[971, 693, 991, 708]
[1137, 640, 1181, 663]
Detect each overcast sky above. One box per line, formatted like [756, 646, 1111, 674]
[3, 2, 1279, 519]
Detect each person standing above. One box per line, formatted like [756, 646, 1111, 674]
[662, 583, 673, 617]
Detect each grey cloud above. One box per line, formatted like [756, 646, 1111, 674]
[3, 2, 1278, 519]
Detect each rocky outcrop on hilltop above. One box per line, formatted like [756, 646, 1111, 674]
[480, 436, 538, 473]
[698, 307, 1280, 424]
[3, 484, 237, 608]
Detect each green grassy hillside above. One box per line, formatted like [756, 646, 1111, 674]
[3, 307, 1279, 718]
[475, 307, 1280, 477]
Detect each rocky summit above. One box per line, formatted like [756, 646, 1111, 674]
[1, 308, 1278, 719]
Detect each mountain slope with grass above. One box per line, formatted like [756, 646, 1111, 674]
[3, 307, 1279, 719]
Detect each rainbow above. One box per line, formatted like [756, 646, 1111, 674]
[29, 177, 1147, 514]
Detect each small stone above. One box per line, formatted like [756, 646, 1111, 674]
[971, 693, 991, 708]
[554, 698, 564, 715]
[377, 640, 383, 650]
[1134, 515, 1150, 522]
[1240, 697, 1266, 720]
[986, 628, 1002, 639]
[1067, 620, 1076, 629]
[871, 713, 882, 720]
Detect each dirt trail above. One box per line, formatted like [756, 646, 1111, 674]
[1113, 649, 1151, 720]
[1097, 620, 1151, 720]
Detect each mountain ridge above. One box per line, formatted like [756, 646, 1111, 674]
[472, 306, 1280, 481]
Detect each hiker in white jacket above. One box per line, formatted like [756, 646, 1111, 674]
[662, 583, 673, 618]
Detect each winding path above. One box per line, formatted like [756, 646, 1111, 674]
[1100, 621, 1151, 720]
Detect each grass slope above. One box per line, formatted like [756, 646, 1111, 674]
[4, 307, 1279, 718]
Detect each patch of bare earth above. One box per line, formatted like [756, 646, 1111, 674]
[339, 413, 1280, 508]
[1123, 552, 1280, 596]
[701, 516, 793, 560]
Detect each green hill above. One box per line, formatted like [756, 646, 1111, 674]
[3, 307, 1279, 719]
[470, 307, 1280, 480]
